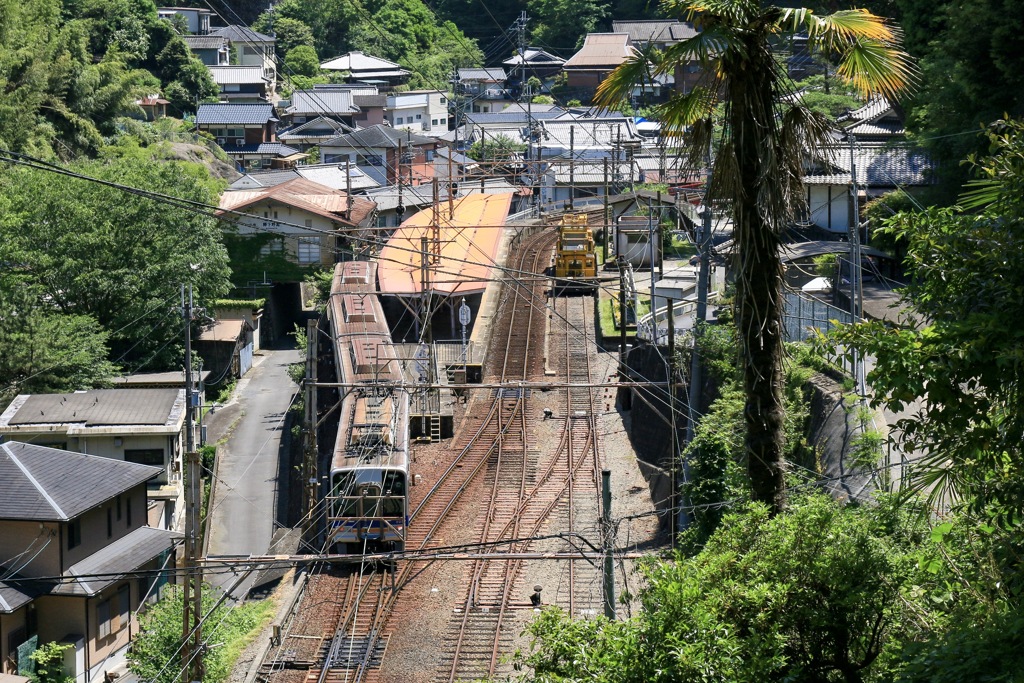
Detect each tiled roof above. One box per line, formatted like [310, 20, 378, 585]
[503, 48, 565, 67]
[228, 164, 378, 191]
[220, 142, 303, 157]
[183, 34, 227, 50]
[458, 68, 507, 82]
[465, 110, 563, 126]
[0, 575, 38, 613]
[279, 116, 352, 139]
[208, 65, 267, 85]
[0, 388, 184, 429]
[803, 144, 932, 186]
[353, 94, 387, 108]
[218, 177, 376, 226]
[611, 20, 697, 44]
[0, 442, 160, 521]
[563, 34, 638, 69]
[539, 118, 642, 148]
[113, 370, 211, 387]
[57, 526, 182, 596]
[320, 51, 409, 75]
[322, 124, 435, 149]
[196, 103, 276, 125]
[497, 103, 563, 115]
[210, 25, 274, 43]
[287, 90, 358, 115]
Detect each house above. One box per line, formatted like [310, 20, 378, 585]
[196, 103, 306, 171]
[157, 6, 213, 34]
[352, 92, 387, 127]
[320, 51, 410, 88]
[282, 88, 360, 128]
[207, 65, 272, 103]
[195, 319, 255, 380]
[386, 90, 449, 134]
[539, 158, 642, 206]
[217, 178, 377, 268]
[836, 97, 906, 142]
[460, 109, 565, 151]
[561, 34, 640, 103]
[611, 20, 702, 95]
[536, 116, 642, 161]
[503, 47, 565, 92]
[228, 163, 379, 193]
[135, 95, 169, 121]
[0, 388, 190, 491]
[0, 442, 181, 683]
[277, 117, 353, 151]
[209, 25, 276, 83]
[802, 143, 932, 233]
[320, 125, 439, 186]
[457, 68, 510, 113]
[183, 34, 229, 66]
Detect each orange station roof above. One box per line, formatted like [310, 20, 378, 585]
[377, 192, 513, 296]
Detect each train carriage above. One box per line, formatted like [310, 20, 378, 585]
[553, 212, 599, 293]
[325, 261, 410, 553]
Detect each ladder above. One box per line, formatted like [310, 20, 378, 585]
[429, 414, 442, 443]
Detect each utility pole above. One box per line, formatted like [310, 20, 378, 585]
[602, 469, 615, 619]
[302, 318, 318, 537]
[180, 284, 203, 683]
[618, 261, 627, 358]
[603, 158, 610, 262]
[848, 135, 866, 396]
[569, 126, 575, 210]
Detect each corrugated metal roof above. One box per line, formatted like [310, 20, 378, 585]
[198, 319, 246, 342]
[540, 118, 641, 148]
[563, 34, 637, 69]
[377, 192, 513, 296]
[2, 388, 183, 428]
[287, 90, 357, 115]
[196, 103, 275, 125]
[0, 442, 160, 521]
[58, 526, 182, 596]
[208, 66, 267, 85]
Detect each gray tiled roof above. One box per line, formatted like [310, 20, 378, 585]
[183, 34, 228, 50]
[0, 575, 38, 613]
[611, 20, 698, 44]
[0, 442, 160, 521]
[222, 142, 303, 157]
[804, 144, 932, 186]
[322, 124, 434, 149]
[58, 527, 181, 596]
[465, 111, 562, 125]
[2, 388, 182, 427]
[196, 103, 276, 125]
[458, 68, 507, 82]
[208, 66, 267, 85]
[210, 25, 274, 43]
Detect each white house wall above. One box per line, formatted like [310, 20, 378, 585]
[808, 185, 851, 233]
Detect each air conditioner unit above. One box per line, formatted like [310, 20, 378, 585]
[234, 138, 245, 145]
[217, 137, 226, 145]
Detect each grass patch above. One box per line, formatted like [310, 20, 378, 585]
[212, 598, 277, 682]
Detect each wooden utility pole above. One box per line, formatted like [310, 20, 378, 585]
[602, 469, 615, 619]
[181, 284, 203, 683]
[568, 126, 575, 210]
[603, 158, 610, 262]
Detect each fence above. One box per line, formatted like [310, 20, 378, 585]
[783, 290, 851, 342]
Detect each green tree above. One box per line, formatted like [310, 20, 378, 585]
[0, 152, 231, 370]
[597, 1, 915, 512]
[128, 585, 273, 683]
[528, 0, 607, 56]
[522, 494, 931, 682]
[251, 15, 315, 62]
[829, 119, 1024, 519]
[28, 642, 73, 683]
[469, 133, 526, 161]
[260, 0, 361, 60]
[284, 44, 320, 77]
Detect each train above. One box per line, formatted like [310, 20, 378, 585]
[552, 212, 599, 292]
[325, 260, 410, 554]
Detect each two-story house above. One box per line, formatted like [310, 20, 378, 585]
[208, 65, 272, 103]
[503, 47, 565, 94]
[561, 33, 641, 104]
[210, 25, 276, 84]
[320, 125, 438, 186]
[282, 88, 360, 128]
[386, 90, 449, 134]
[457, 68, 509, 114]
[611, 20, 701, 97]
[217, 178, 377, 268]
[183, 34, 229, 66]
[0, 442, 181, 683]
[156, 6, 213, 34]
[196, 103, 305, 170]
[320, 51, 410, 88]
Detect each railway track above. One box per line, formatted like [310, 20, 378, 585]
[265, 225, 611, 683]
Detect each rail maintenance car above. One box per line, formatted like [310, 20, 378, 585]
[553, 212, 599, 292]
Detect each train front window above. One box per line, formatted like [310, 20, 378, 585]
[382, 472, 406, 516]
[330, 472, 358, 517]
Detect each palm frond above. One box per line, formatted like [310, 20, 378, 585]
[834, 36, 917, 100]
[656, 29, 734, 75]
[957, 178, 1002, 212]
[594, 53, 652, 109]
[801, 8, 896, 43]
[657, 86, 720, 137]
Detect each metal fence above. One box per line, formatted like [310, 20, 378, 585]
[783, 290, 851, 343]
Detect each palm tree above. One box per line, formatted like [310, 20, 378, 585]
[597, 1, 915, 512]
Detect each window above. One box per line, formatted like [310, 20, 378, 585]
[440, 97, 447, 104]
[432, 119, 438, 125]
[67, 519, 81, 550]
[127, 496, 132, 527]
[116, 495, 122, 521]
[304, 219, 313, 228]
[415, 114, 422, 121]
[224, 83, 240, 92]
[357, 154, 384, 167]
[97, 599, 111, 638]
[124, 449, 164, 466]
[440, 118, 447, 125]
[297, 237, 320, 264]
[396, 117, 403, 124]
[259, 238, 284, 256]
[107, 507, 113, 538]
[118, 584, 131, 630]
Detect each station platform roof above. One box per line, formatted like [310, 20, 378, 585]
[377, 192, 513, 297]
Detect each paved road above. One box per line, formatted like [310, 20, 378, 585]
[204, 346, 302, 595]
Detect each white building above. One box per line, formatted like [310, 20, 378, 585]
[386, 90, 449, 134]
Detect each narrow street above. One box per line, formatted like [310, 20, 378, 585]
[204, 344, 302, 596]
